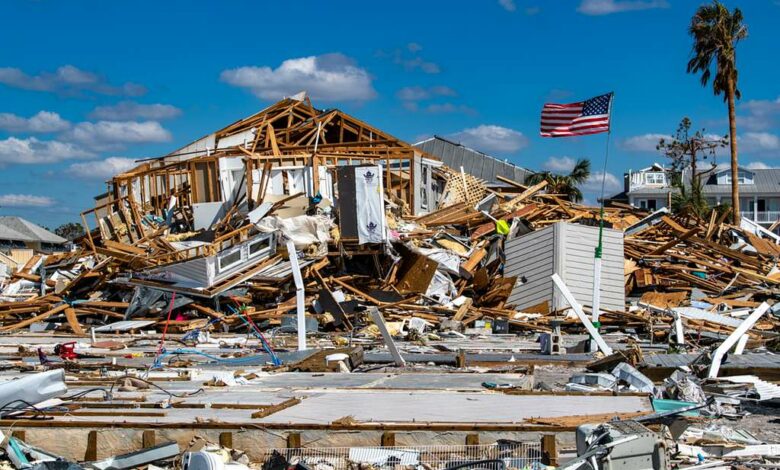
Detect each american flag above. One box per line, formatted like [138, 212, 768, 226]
[540, 92, 613, 137]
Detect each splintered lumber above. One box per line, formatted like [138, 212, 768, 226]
[0, 303, 68, 332]
[64, 307, 86, 336]
[453, 297, 473, 322]
[502, 180, 548, 210]
[648, 227, 699, 256]
[461, 247, 487, 275]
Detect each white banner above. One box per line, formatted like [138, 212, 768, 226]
[354, 166, 386, 244]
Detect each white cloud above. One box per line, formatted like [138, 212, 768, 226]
[65, 157, 138, 180]
[397, 85, 463, 112]
[64, 121, 172, 148]
[0, 194, 55, 207]
[746, 161, 773, 170]
[577, 0, 669, 15]
[407, 43, 423, 53]
[396, 85, 456, 102]
[220, 53, 377, 102]
[542, 156, 577, 172]
[581, 171, 622, 192]
[89, 101, 181, 121]
[739, 97, 780, 131]
[0, 111, 70, 133]
[621, 133, 669, 152]
[739, 132, 780, 152]
[498, 0, 516, 12]
[741, 97, 780, 116]
[0, 137, 94, 164]
[402, 57, 440, 74]
[0, 65, 145, 96]
[424, 103, 476, 114]
[378, 45, 440, 74]
[449, 125, 528, 154]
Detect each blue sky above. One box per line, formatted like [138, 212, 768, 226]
[1, 0, 780, 227]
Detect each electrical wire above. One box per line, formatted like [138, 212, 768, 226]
[107, 375, 204, 399]
[227, 296, 281, 366]
[152, 347, 273, 370]
[0, 400, 54, 420]
[59, 387, 109, 401]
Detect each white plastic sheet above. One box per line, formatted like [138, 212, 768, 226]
[255, 215, 333, 256]
[354, 166, 386, 245]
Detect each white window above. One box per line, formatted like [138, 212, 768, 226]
[645, 172, 665, 185]
[218, 248, 242, 272]
[248, 237, 271, 258]
[725, 170, 754, 185]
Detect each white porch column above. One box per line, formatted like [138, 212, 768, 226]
[754, 196, 758, 222]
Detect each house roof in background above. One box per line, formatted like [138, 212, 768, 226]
[0, 217, 67, 244]
[414, 136, 530, 185]
[702, 168, 780, 194]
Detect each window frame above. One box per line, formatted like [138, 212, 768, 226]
[217, 247, 243, 272]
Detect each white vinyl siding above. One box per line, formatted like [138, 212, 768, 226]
[505, 222, 625, 312]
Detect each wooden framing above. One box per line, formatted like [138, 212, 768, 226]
[86, 98, 425, 249]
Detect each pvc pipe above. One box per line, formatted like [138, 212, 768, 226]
[707, 302, 769, 378]
[286, 239, 307, 352]
[551, 273, 613, 356]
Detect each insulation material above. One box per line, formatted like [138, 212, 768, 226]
[355, 166, 386, 245]
[256, 215, 333, 256]
[426, 270, 457, 304]
[416, 247, 461, 274]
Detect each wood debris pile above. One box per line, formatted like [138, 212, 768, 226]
[0, 97, 777, 351]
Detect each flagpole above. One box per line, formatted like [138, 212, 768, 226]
[591, 92, 614, 352]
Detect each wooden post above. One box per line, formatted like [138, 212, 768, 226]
[465, 434, 479, 446]
[219, 432, 233, 449]
[142, 430, 156, 449]
[541, 434, 558, 466]
[381, 432, 396, 447]
[456, 349, 466, 369]
[85, 431, 98, 461]
[287, 432, 301, 449]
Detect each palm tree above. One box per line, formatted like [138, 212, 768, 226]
[526, 158, 591, 202]
[687, 1, 748, 224]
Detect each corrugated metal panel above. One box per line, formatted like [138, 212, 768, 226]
[505, 226, 555, 310]
[558, 223, 625, 312]
[415, 137, 530, 185]
[721, 375, 780, 400]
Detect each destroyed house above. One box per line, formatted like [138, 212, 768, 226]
[78, 97, 468, 295]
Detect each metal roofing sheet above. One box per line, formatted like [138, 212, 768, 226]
[415, 137, 531, 185]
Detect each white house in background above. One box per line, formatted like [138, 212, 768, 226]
[621, 163, 780, 226]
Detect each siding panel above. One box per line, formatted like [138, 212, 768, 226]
[505, 222, 625, 312]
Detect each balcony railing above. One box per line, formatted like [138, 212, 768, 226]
[743, 211, 780, 224]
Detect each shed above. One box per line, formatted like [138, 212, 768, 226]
[504, 222, 625, 313]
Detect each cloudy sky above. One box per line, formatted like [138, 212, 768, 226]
[1, 0, 780, 226]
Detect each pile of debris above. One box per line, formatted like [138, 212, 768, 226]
[0, 96, 778, 469]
